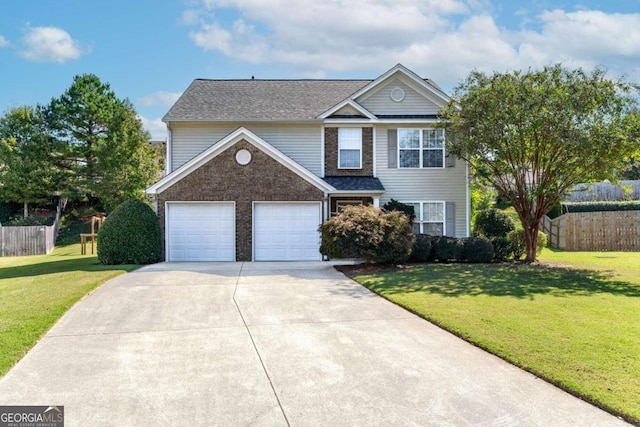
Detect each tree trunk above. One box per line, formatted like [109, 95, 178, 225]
[525, 224, 539, 262]
[23, 201, 28, 219]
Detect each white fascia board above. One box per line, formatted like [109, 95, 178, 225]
[318, 99, 377, 120]
[145, 126, 335, 195]
[323, 118, 442, 125]
[328, 190, 385, 196]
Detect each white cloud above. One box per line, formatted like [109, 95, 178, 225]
[139, 116, 167, 141]
[136, 91, 182, 107]
[19, 26, 86, 63]
[183, 1, 640, 88]
[0, 35, 9, 48]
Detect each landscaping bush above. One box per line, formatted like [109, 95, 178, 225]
[432, 236, 464, 261]
[8, 215, 54, 226]
[409, 234, 432, 262]
[97, 200, 162, 265]
[319, 204, 414, 264]
[473, 208, 515, 238]
[507, 230, 547, 260]
[562, 201, 640, 213]
[463, 237, 494, 263]
[547, 203, 563, 219]
[489, 236, 513, 261]
[382, 199, 416, 222]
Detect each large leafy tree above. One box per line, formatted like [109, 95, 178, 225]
[0, 106, 67, 218]
[48, 74, 159, 212]
[442, 65, 640, 262]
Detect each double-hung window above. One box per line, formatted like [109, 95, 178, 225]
[398, 128, 445, 168]
[338, 128, 362, 169]
[406, 201, 445, 235]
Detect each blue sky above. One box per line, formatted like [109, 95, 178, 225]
[1, 0, 639, 140]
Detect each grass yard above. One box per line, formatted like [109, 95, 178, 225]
[345, 249, 640, 424]
[0, 244, 138, 377]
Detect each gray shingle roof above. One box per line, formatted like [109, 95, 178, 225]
[164, 79, 371, 122]
[323, 176, 385, 192]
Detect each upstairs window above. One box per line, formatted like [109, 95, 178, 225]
[338, 128, 362, 169]
[398, 128, 445, 168]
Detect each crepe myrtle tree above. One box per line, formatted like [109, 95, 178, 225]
[442, 64, 640, 262]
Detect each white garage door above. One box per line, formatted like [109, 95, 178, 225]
[254, 202, 322, 261]
[166, 203, 235, 261]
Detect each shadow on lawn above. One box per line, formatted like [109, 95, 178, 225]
[0, 255, 134, 281]
[355, 263, 640, 299]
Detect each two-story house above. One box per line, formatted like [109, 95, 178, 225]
[145, 64, 470, 261]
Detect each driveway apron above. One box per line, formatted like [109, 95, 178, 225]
[0, 262, 629, 426]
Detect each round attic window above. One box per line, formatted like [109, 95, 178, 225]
[390, 87, 405, 102]
[235, 149, 252, 165]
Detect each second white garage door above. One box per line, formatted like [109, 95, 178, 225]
[166, 202, 235, 261]
[254, 202, 322, 261]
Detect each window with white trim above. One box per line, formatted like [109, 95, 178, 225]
[398, 128, 445, 168]
[334, 200, 363, 216]
[405, 201, 445, 235]
[338, 128, 362, 169]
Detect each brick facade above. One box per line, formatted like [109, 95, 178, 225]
[324, 127, 373, 176]
[157, 140, 324, 261]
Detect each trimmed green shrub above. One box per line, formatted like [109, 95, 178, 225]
[489, 236, 512, 261]
[473, 208, 515, 238]
[433, 236, 464, 261]
[8, 215, 54, 226]
[507, 230, 547, 260]
[562, 201, 640, 213]
[320, 205, 415, 264]
[382, 199, 416, 222]
[463, 237, 494, 263]
[409, 234, 432, 262]
[547, 203, 563, 219]
[97, 200, 162, 265]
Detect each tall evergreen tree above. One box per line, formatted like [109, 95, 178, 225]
[48, 74, 160, 211]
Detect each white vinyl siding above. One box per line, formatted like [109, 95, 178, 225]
[357, 78, 441, 116]
[376, 125, 469, 238]
[170, 122, 322, 175]
[338, 128, 362, 169]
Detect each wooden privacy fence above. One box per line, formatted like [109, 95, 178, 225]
[541, 211, 640, 251]
[0, 224, 56, 256]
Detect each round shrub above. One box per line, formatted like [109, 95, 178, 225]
[463, 237, 494, 263]
[97, 200, 162, 265]
[319, 204, 415, 264]
[409, 234, 432, 262]
[433, 236, 464, 261]
[507, 229, 547, 260]
[489, 236, 512, 261]
[382, 199, 416, 222]
[473, 208, 515, 238]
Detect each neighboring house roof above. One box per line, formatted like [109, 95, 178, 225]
[164, 80, 370, 122]
[146, 127, 335, 194]
[323, 176, 385, 192]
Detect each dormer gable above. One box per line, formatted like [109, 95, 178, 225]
[320, 64, 451, 120]
[318, 99, 376, 120]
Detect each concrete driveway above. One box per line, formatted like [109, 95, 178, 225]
[0, 262, 629, 426]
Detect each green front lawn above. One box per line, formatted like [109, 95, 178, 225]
[346, 250, 640, 424]
[0, 244, 138, 376]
